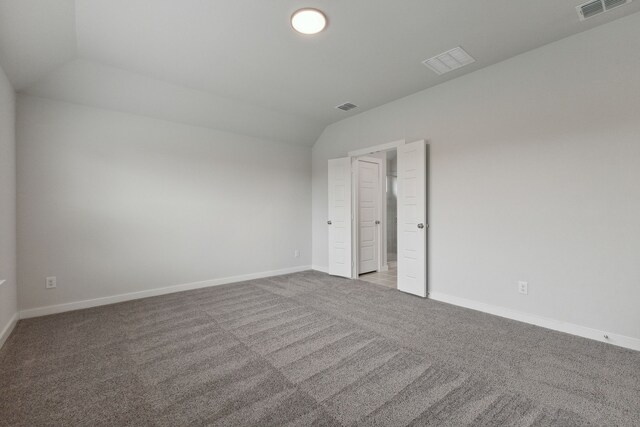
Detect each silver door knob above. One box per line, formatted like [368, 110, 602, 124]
[375, 220, 380, 225]
[327, 220, 332, 225]
[417, 223, 424, 229]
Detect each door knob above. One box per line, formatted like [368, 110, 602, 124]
[327, 220, 332, 225]
[375, 220, 380, 225]
[417, 223, 424, 229]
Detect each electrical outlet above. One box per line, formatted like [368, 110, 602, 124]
[46, 276, 57, 289]
[294, 249, 300, 258]
[518, 281, 528, 295]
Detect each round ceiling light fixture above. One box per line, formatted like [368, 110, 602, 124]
[291, 8, 327, 35]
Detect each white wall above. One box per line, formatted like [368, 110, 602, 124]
[17, 95, 311, 312]
[0, 63, 18, 345]
[25, 59, 325, 147]
[312, 13, 640, 340]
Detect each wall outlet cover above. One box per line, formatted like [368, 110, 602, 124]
[518, 281, 528, 295]
[46, 276, 57, 289]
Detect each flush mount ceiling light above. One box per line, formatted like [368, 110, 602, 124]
[291, 8, 327, 35]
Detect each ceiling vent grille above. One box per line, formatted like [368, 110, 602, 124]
[422, 47, 476, 75]
[604, 0, 630, 8]
[336, 102, 358, 112]
[579, 0, 605, 19]
[577, 0, 632, 20]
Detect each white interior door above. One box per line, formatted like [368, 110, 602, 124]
[328, 157, 352, 278]
[358, 160, 380, 274]
[397, 140, 427, 297]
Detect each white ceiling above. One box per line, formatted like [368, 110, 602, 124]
[1, 0, 639, 146]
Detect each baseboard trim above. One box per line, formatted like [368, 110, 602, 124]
[0, 313, 19, 350]
[19, 265, 312, 319]
[311, 265, 328, 273]
[428, 292, 640, 352]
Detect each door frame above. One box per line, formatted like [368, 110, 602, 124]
[330, 139, 418, 282]
[352, 156, 385, 278]
[348, 139, 406, 158]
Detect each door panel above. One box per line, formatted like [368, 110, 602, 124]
[397, 141, 427, 297]
[328, 158, 352, 278]
[358, 160, 379, 274]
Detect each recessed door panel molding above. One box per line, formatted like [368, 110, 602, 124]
[397, 140, 427, 297]
[328, 157, 352, 278]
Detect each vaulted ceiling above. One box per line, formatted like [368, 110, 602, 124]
[1, 0, 639, 146]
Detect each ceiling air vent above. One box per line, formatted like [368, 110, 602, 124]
[604, 0, 630, 9]
[577, 0, 632, 20]
[578, 0, 605, 19]
[422, 47, 476, 76]
[336, 102, 358, 112]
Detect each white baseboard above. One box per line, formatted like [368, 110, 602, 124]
[19, 265, 312, 319]
[428, 292, 640, 352]
[311, 265, 328, 273]
[0, 313, 19, 350]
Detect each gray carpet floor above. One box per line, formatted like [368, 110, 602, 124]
[1, 270, 639, 426]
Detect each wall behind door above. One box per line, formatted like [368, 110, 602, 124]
[17, 95, 312, 312]
[0, 62, 18, 341]
[312, 13, 640, 340]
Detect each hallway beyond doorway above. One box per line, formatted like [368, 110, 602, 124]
[359, 260, 397, 288]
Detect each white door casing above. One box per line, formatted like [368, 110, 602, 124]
[328, 157, 352, 278]
[397, 140, 427, 297]
[357, 160, 380, 274]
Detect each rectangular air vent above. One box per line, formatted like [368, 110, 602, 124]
[336, 102, 358, 112]
[604, 0, 630, 9]
[577, 0, 632, 20]
[579, 0, 605, 19]
[422, 47, 476, 76]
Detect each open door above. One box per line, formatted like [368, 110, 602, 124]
[328, 157, 352, 278]
[397, 140, 427, 297]
[357, 158, 382, 274]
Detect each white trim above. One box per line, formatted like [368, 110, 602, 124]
[0, 313, 19, 350]
[312, 265, 328, 273]
[429, 292, 640, 352]
[348, 139, 405, 157]
[19, 265, 311, 319]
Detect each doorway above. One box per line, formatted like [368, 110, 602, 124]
[356, 152, 398, 289]
[327, 139, 428, 297]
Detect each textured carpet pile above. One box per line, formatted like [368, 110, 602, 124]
[1, 270, 639, 426]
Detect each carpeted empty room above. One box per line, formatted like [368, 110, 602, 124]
[1, 1, 640, 426]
